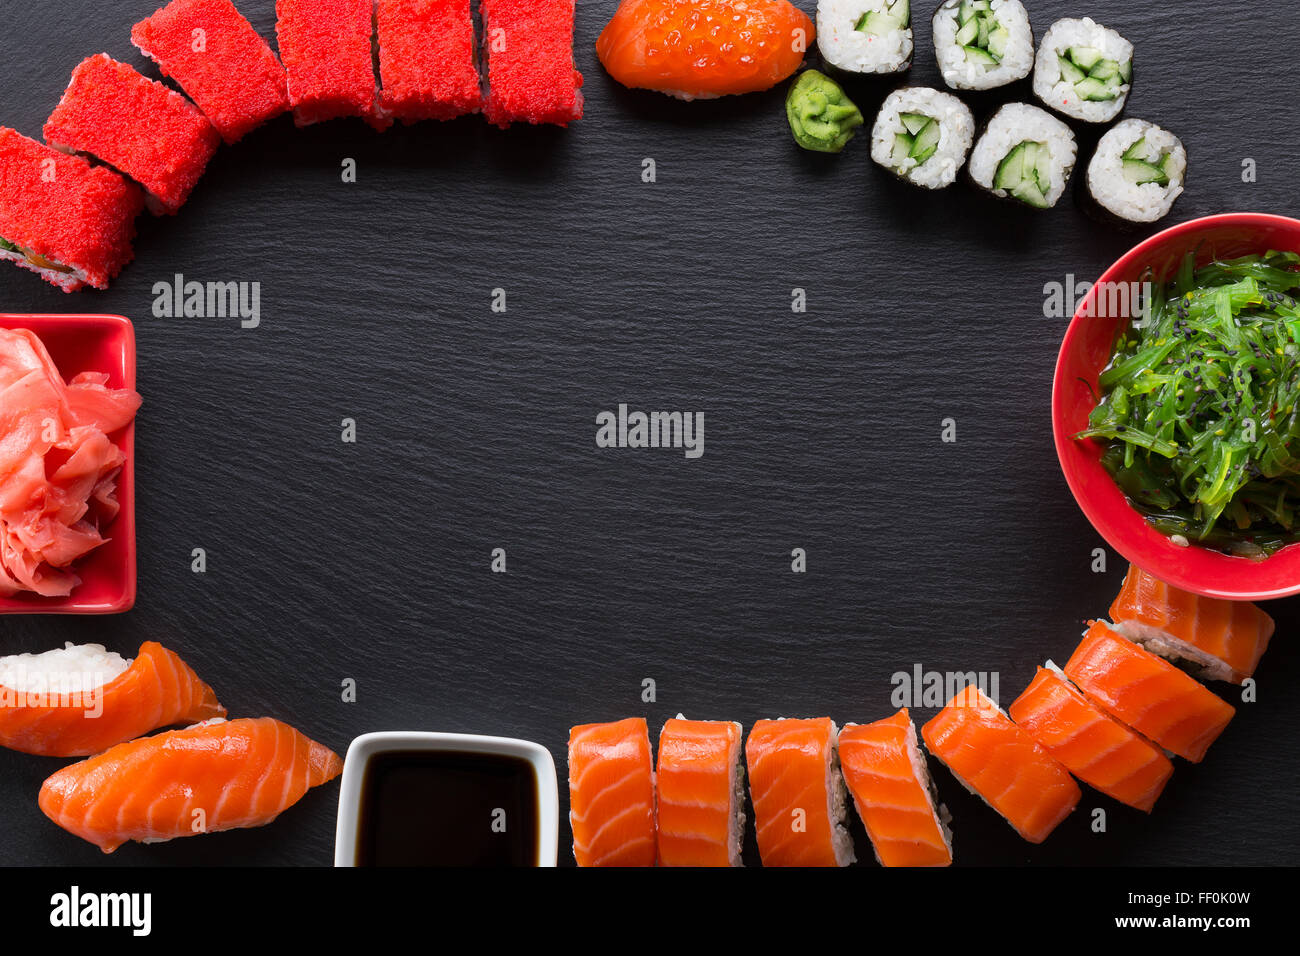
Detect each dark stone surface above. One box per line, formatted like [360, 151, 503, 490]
[0, 0, 1296, 866]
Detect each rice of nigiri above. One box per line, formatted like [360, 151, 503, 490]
[0, 641, 224, 757]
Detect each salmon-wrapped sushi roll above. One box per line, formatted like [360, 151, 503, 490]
[839, 709, 952, 866]
[377, 0, 483, 123]
[1065, 621, 1235, 763]
[481, 0, 583, 128]
[39, 717, 341, 852]
[0, 641, 224, 757]
[655, 717, 744, 866]
[745, 717, 855, 866]
[132, 0, 290, 145]
[0, 128, 143, 291]
[43, 54, 220, 216]
[1009, 664, 1174, 813]
[923, 685, 1080, 844]
[276, 0, 388, 130]
[567, 717, 656, 866]
[1109, 565, 1274, 685]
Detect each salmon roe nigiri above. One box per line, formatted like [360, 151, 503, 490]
[596, 0, 815, 100]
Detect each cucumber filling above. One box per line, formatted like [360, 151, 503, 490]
[855, 0, 909, 36]
[0, 236, 74, 274]
[993, 140, 1053, 208]
[1119, 136, 1177, 186]
[1057, 46, 1131, 102]
[890, 112, 941, 167]
[954, 0, 1007, 66]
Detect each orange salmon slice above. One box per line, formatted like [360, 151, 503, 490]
[839, 709, 952, 867]
[1109, 565, 1274, 684]
[1064, 622, 1235, 763]
[655, 717, 744, 866]
[38, 717, 341, 853]
[1009, 665, 1174, 812]
[745, 717, 854, 867]
[923, 685, 1080, 844]
[568, 717, 657, 866]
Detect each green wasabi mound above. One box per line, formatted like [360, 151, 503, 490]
[786, 70, 864, 154]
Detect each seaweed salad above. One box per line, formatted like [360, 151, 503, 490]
[1077, 249, 1300, 558]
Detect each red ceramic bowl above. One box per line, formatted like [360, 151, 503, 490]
[1053, 213, 1300, 600]
[0, 314, 136, 614]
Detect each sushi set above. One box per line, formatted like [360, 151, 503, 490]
[562, 566, 1269, 865]
[1, 0, 1299, 873]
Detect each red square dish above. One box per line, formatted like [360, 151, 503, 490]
[0, 313, 136, 614]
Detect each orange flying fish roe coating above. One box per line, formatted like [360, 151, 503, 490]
[43, 54, 220, 216]
[596, 0, 814, 99]
[132, 0, 289, 145]
[481, 0, 584, 128]
[377, 0, 483, 122]
[0, 127, 143, 291]
[276, 0, 389, 130]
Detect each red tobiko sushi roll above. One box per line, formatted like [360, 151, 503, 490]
[0, 127, 144, 291]
[43, 54, 220, 216]
[377, 0, 483, 123]
[276, 0, 388, 130]
[131, 0, 289, 145]
[481, 0, 584, 128]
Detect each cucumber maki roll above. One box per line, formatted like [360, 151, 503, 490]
[1033, 17, 1133, 123]
[871, 87, 974, 188]
[1085, 119, 1187, 224]
[969, 102, 1077, 208]
[817, 0, 913, 75]
[932, 0, 1033, 91]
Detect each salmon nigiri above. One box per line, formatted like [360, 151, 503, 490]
[1009, 664, 1174, 813]
[1109, 565, 1274, 685]
[745, 717, 854, 867]
[922, 685, 1080, 844]
[567, 717, 657, 866]
[596, 0, 814, 100]
[655, 716, 744, 866]
[0, 641, 224, 757]
[1064, 621, 1235, 763]
[839, 709, 952, 867]
[39, 717, 342, 853]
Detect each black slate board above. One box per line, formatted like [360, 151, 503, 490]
[1, 0, 1298, 867]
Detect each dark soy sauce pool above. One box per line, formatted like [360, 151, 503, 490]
[356, 751, 540, 867]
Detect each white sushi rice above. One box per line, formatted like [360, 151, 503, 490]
[1110, 621, 1237, 684]
[726, 722, 747, 867]
[1033, 17, 1133, 123]
[826, 721, 857, 866]
[969, 102, 1077, 207]
[1087, 118, 1186, 224]
[817, 0, 913, 74]
[0, 643, 130, 694]
[0, 247, 90, 292]
[871, 87, 974, 188]
[932, 0, 1034, 91]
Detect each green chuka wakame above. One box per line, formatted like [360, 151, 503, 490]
[785, 70, 864, 153]
[1076, 250, 1300, 558]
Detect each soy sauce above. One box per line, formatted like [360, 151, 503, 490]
[356, 751, 539, 867]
